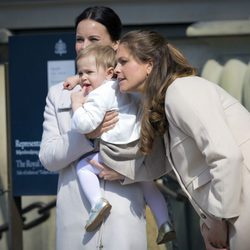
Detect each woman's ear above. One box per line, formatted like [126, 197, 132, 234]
[106, 67, 115, 80]
[146, 60, 153, 75]
[112, 40, 120, 51]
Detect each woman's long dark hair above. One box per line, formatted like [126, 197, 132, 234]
[75, 6, 122, 42]
[119, 30, 196, 154]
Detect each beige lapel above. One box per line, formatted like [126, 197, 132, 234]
[57, 85, 81, 133]
[163, 132, 171, 158]
[58, 85, 81, 110]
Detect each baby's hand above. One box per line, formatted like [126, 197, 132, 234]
[63, 75, 79, 89]
[71, 91, 84, 112]
[71, 87, 88, 112]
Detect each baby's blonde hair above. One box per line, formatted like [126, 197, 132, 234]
[76, 44, 116, 70]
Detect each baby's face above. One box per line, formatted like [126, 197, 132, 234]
[77, 54, 108, 94]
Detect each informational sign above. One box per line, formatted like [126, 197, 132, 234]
[47, 60, 75, 88]
[9, 33, 75, 195]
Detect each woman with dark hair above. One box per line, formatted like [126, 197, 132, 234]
[64, 6, 122, 87]
[75, 6, 122, 42]
[113, 29, 250, 250]
[39, 7, 150, 250]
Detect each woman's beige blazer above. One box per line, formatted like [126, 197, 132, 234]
[39, 82, 148, 250]
[164, 76, 250, 250]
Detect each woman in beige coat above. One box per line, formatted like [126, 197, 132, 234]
[113, 29, 250, 250]
[39, 7, 169, 250]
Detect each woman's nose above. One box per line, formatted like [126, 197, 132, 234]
[82, 40, 93, 49]
[114, 64, 120, 74]
[76, 41, 90, 54]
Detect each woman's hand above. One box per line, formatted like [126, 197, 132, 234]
[86, 110, 118, 139]
[88, 159, 125, 181]
[201, 220, 229, 250]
